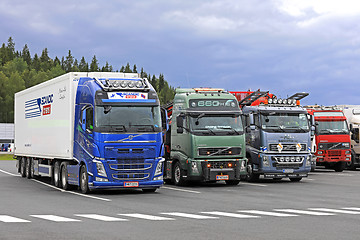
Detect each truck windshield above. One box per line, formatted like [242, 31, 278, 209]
[316, 121, 349, 135]
[189, 114, 243, 135]
[95, 105, 161, 132]
[260, 112, 309, 132]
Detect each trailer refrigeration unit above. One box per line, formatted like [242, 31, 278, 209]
[306, 106, 351, 172]
[230, 90, 312, 182]
[15, 72, 165, 193]
[163, 88, 247, 186]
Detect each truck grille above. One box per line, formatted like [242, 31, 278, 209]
[274, 163, 302, 169]
[328, 150, 342, 156]
[112, 173, 150, 180]
[198, 147, 241, 156]
[269, 144, 306, 152]
[105, 147, 156, 159]
[109, 159, 152, 181]
[318, 143, 349, 150]
[205, 161, 236, 169]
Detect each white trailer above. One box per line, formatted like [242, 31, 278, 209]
[338, 105, 360, 168]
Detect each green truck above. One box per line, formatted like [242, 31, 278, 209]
[163, 88, 247, 185]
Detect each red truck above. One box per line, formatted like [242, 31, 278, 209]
[306, 106, 351, 172]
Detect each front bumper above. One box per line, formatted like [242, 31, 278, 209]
[89, 179, 163, 190]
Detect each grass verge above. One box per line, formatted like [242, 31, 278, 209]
[0, 154, 15, 160]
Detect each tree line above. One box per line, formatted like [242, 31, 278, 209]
[0, 37, 175, 123]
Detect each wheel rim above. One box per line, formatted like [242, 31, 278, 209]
[174, 165, 180, 183]
[61, 167, 66, 187]
[81, 170, 87, 191]
[54, 166, 59, 184]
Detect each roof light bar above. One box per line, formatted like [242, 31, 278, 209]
[193, 88, 225, 93]
[93, 78, 150, 91]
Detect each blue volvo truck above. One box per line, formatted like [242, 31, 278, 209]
[231, 91, 312, 182]
[15, 72, 165, 193]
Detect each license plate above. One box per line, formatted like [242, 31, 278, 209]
[216, 175, 229, 180]
[282, 169, 294, 174]
[124, 182, 139, 187]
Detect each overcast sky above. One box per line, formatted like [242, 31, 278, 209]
[1, 0, 360, 105]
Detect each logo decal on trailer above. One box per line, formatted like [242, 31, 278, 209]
[25, 94, 53, 119]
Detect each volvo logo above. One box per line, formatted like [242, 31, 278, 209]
[128, 135, 134, 140]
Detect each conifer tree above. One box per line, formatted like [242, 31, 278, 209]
[90, 55, 99, 72]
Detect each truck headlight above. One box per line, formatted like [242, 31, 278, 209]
[154, 158, 164, 176]
[262, 155, 270, 167]
[318, 151, 324, 155]
[191, 161, 199, 174]
[305, 156, 311, 167]
[94, 161, 107, 177]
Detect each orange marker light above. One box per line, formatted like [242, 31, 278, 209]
[207, 163, 211, 168]
[228, 163, 233, 167]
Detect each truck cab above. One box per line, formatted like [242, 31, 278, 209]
[231, 91, 312, 182]
[163, 88, 247, 185]
[306, 106, 351, 172]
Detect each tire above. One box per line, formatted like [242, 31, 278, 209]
[334, 162, 345, 172]
[289, 177, 302, 182]
[17, 157, 21, 173]
[53, 161, 61, 188]
[61, 163, 70, 190]
[346, 153, 356, 170]
[20, 157, 26, 178]
[225, 180, 240, 185]
[246, 158, 260, 182]
[80, 165, 90, 194]
[25, 158, 32, 179]
[172, 161, 186, 186]
[142, 188, 157, 193]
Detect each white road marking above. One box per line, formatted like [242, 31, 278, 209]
[118, 213, 174, 221]
[31, 179, 111, 202]
[310, 172, 353, 177]
[239, 182, 268, 187]
[0, 215, 30, 223]
[239, 210, 298, 217]
[343, 207, 360, 211]
[161, 186, 201, 194]
[75, 214, 128, 221]
[202, 211, 259, 218]
[275, 209, 336, 216]
[0, 168, 20, 177]
[162, 212, 218, 219]
[30, 215, 81, 222]
[309, 208, 360, 215]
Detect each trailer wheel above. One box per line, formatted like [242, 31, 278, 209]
[20, 157, 26, 178]
[61, 163, 70, 190]
[80, 165, 90, 194]
[173, 161, 186, 186]
[225, 180, 240, 185]
[53, 161, 61, 188]
[289, 177, 302, 182]
[26, 158, 32, 179]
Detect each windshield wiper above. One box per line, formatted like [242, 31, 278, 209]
[218, 126, 241, 135]
[288, 126, 307, 133]
[194, 128, 216, 135]
[110, 125, 126, 132]
[132, 125, 155, 132]
[328, 142, 342, 150]
[264, 125, 285, 132]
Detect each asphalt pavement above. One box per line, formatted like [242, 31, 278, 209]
[1, 160, 360, 240]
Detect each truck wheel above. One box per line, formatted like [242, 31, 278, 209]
[26, 158, 32, 179]
[20, 157, 26, 178]
[246, 159, 260, 182]
[334, 162, 345, 172]
[173, 161, 186, 186]
[80, 165, 90, 194]
[61, 163, 70, 190]
[142, 188, 157, 193]
[53, 161, 61, 188]
[225, 180, 240, 185]
[289, 177, 302, 182]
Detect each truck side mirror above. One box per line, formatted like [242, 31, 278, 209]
[311, 126, 315, 136]
[176, 115, 184, 134]
[82, 110, 86, 131]
[160, 107, 168, 131]
[249, 113, 255, 126]
[350, 124, 353, 132]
